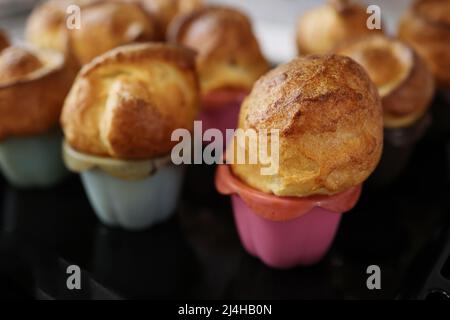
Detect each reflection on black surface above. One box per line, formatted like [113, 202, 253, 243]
[93, 221, 200, 299]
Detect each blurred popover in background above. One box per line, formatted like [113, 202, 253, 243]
[296, 0, 384, 55]
[0, 44, 72, 140]
[0, 30, 9, 52]
[131, 0, 203, 38]
[26, 0, 160, 67]
[337, 35, 435, 128]
[398, 0, 450, 90]
[168, 5, 270, 109]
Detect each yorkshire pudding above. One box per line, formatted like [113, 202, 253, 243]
[0, 46, 73, 140]
[61, 43, 199, 160]
[231, 54, 383, 197]
[337, 35, 435, 128]
[296, 0, 384, 55]
[168, 5, 270, 105]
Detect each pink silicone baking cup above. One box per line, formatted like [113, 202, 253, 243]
[199, 90, 247, 146]
[215, 164, 362, 269]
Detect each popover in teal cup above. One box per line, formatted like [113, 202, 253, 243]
[0, 42, 72, 187]
[61, 43, 199, 231]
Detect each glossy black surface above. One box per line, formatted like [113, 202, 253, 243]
[1, 94, 450, 300]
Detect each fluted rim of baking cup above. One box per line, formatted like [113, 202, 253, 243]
[63, 141, 173, 180]
[215, 164, 362, 222]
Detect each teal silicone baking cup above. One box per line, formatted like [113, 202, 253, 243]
[0, 130, 69, 188]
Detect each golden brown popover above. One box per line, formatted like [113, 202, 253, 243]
[398, 0, 450, 89]
[231, 54, 383, 197]
[61, 43, 199, 160]
[25, 0, 97, 54]
[337, 35, 435, 128]
[0, 46, 73, 140]
[168, 5, 270, 105]
[0, 30, 9, 52]
[296, 0, 383, 55]
[26, 0, 159, 66]
[69, 1, 159, 65]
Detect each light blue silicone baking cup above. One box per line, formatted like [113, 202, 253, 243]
[0, 130, 69, 188]
[80, 165, 185, 231]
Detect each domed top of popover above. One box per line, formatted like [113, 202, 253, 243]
[231, 54, 383, 197]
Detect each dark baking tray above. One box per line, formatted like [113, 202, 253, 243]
[1, 94, 450, 300]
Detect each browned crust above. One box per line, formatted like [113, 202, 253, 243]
[231, 54, 383, 197]
[296, 1, 384, 55]
[0, 46, 73, 140]
[398, 0, 450, 89]
[167, 5, 270, 97]
[336, 35, 435, 128]
[61, 43, 199, 160]
[0, 30, 9, 52]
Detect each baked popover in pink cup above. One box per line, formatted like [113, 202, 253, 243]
[168, 5, 270, 140]
[216, 54, 384, 269]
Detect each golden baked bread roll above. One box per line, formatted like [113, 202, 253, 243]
[337, 35, 435, 128]
[296, 0, 383, 55]
[0, 46, 73, 140]
[398, 0, 450, 89]
[0, 30, 9, 52]
[61, 43, 199, 160]
[168, 5, 270, 102]
[231, 54, 383, 197]
[26, 0, 158, 66]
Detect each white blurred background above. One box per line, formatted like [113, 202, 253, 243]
[0, 0, 413, 63]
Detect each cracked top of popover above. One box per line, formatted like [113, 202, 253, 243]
[231, 54, 383, 197]
[61, 43, 199, 160]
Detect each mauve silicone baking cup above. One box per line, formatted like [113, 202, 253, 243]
[215, 164, 361, 269]
[199, 90, 247, 146]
